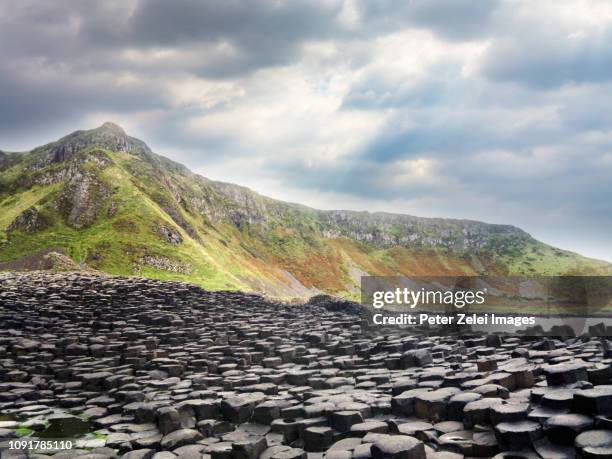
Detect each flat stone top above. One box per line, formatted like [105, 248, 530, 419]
[575, 430, 612, 449]
[495, 420, 542, 433]
[369, 434, 423, 453]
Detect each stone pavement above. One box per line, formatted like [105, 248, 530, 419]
[1, 272, 611, 458]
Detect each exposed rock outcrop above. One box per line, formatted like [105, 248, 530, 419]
[157, 224, 183, 245]
[138, 255, 192, 274]
[7, 207, 48, 232]
[0, 249, 84, 271]
[56, 169, 110, 229]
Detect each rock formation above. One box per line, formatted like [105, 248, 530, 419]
[1, 272, 611, 458]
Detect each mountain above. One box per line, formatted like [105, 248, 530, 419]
[1, 123, 610, 298]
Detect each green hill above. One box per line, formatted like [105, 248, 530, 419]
[1, 122, 609, 298]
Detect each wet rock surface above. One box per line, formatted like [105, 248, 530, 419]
[0, 272, 611, 458]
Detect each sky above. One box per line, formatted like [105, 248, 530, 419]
[1, 0, 611, 261]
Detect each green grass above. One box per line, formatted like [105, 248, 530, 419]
[367, 248, 397, 268]
[1, 138, 611, 300]
[0, 162, 26, 188]
[502, 241, 612, 275]
[16, 426, 34, 437]
[0, 184, 61, 229]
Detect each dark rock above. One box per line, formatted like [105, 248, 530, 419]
[120, 450, 156, 459]
[2, 272, 608, 458]
[157, 407, 183, 434]
[402, 350, 433, 368]
[545, 362, 588, 386]
[574, 386, 612, 415]
[545, 413, 594, 446]
[494, 420, 543, 451]
[231, 435, 268, 459]
[160, 429, 203, 450]
[575, 430, 612, 458]
[7, 207, 49, 233]
[303, 426, 334, 452]
[369, 434, 426, 459]
[350, 421, 388, 437]
[330, 411, 363, 433]
[38, 414, 91, 438]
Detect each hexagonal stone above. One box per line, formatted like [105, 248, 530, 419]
[432, 421, 463, 435]
[545, 413, 594, 445]
[437, 430, 474, 456]
[303, 426, 334, 452]
[490, 403, 529, 425]
[323, 451, 352, 459]
[220, 396, 259, 423]
[463, 398, 504, 428]
[414, 388, 458, 421]
[350, 421, 389, 437]
[447, 392, 482, 422]
[491, 450, 540, 459]
[370, 434, 426, 459]
[575, 430, 612, 458]
[328, 437, 362, 452]
[533, 437, 574, 459]
[494, 421, 543, 451]
[542, 389, 575, 410]
[401, 350, 433, 368]
[270, 447, 307, 459]
[330, 411, 363, 433]
[544, 362, 588, 386]
[120, 450, 156, 459]
[270, 418, 300, 443]
[178, 399, 219, 420]
[156, 407, 182, 435]
[472, 430, 499, 457]
[392, 389, 431, 417]
[391, 421, 431, 438]
[231, 435, 268, 459]
[574, 386, 612, 416]
[208, 441, 233, 459]
[160, 428, 203, 450]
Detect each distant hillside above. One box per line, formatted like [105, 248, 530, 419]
[1, 123, 609, 298]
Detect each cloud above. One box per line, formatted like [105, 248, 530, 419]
[481, 30, 612, 89]
[0, 0, 611, 261]
[351, 0, 501, 40]
[84, 0, 347, 78]
[480, 0, 612, 89]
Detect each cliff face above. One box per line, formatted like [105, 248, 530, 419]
[0, 123, 609, 298]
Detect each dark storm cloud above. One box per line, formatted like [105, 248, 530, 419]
[0, 64, 165, 133]
[128, 0, 340, 46]
[83, 0, 345, 78]
[0, 1, 167, 141]
[355, 0, 501, 40]
[0, 0, 343, 141]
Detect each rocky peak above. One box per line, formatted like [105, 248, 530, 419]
[33, 122, 152, 166]
[97, 121, 127, 136]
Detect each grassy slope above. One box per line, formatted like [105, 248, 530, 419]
[15, 156, 263, 291]
[1, 140, 610, 299]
